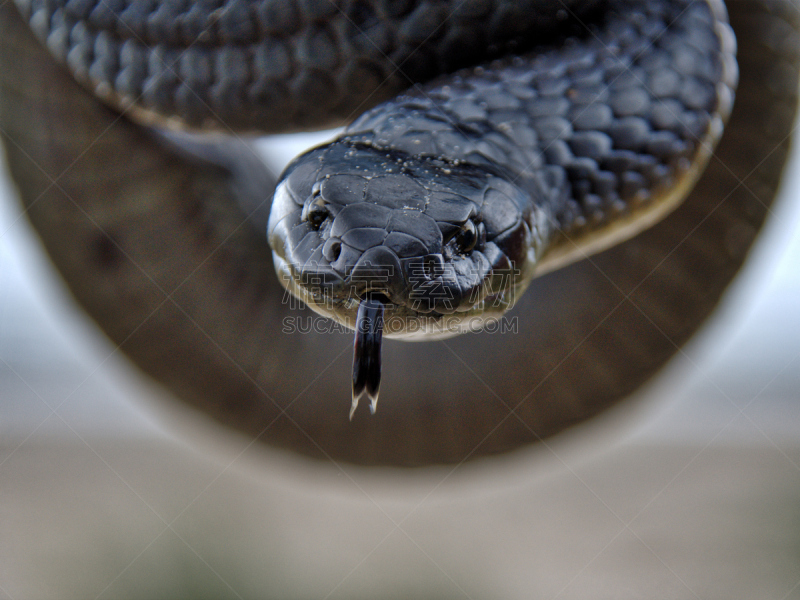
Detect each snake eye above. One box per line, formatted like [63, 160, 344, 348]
[303, 197, 329, 230]
[455, 219, 481, 254]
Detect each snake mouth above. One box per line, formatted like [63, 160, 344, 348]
[272, 250, 515, 339]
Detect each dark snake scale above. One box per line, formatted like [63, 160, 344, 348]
[1, 0, 798, 464]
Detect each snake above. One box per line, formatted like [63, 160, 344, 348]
[0, 0, 798, 465]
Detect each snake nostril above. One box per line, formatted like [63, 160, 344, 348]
[323, 237, 342, 262]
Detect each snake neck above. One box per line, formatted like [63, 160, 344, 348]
[340, 0, 736, 272]
[270, 0, 736, 338]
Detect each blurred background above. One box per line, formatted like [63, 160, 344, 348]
[1, 131, 799, 599]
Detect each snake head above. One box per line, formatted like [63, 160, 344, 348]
[268, 140, 549, 339]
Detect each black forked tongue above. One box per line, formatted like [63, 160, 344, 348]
[351, 294, 386, 419]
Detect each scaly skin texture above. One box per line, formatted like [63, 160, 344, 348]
[0, 1, 798, 465]
[13, 0, 602, 130]
[270, 0, 735, 336]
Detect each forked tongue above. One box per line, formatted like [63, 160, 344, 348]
[351, 295, 385, 419]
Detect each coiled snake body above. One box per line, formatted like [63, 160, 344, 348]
[1, 0, 798, 465]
